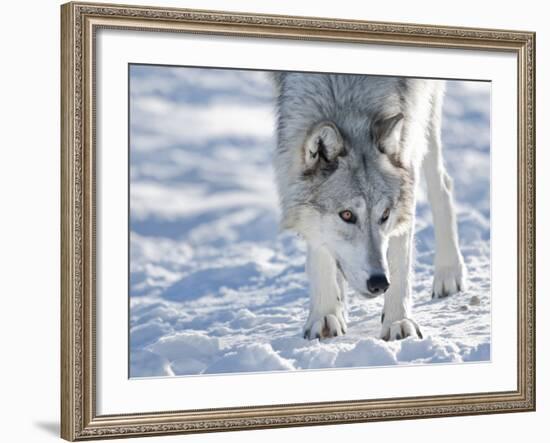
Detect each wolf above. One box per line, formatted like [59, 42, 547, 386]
[272, 72, 467, 341]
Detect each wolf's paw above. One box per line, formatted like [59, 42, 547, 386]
[432, 261, 467, 299]
[380, 318, 423, 341]
[303, 312, 347, 340]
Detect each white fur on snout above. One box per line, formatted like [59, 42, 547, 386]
[316, 211, 390, 297]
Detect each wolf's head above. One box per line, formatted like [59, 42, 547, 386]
[273, 73, 416, 298]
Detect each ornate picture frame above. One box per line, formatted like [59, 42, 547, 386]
[61, 1, 535, 440]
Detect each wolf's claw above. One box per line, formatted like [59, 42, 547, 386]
[303, 313, 346, 340]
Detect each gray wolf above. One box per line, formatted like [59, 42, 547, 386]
[272, 72, 467, 341]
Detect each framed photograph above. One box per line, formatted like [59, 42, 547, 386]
[61, 1, 536, 440]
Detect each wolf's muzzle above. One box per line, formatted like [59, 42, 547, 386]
[366, 274, 390, 295]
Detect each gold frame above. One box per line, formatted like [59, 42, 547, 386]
[61, 1, 536, 440]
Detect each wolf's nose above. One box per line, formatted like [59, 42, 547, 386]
[367, 274, 390, 295]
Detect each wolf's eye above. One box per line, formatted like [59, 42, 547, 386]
[380, 208, 391, 224]
[339, 210, 357, 224]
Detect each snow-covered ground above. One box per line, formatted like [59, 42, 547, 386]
[129, 66, 491, 377]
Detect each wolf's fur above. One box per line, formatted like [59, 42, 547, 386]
[272, 72, 467, 341]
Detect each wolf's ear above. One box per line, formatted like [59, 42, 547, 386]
[372, 113, 404, 155]
[303, 122, 345, 172]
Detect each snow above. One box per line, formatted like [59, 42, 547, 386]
[129, 65, 491, 377]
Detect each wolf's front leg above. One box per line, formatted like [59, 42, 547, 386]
[303, 244, 347, 340]
[380, 229, 423, 341]
[424, 114, 467, 299]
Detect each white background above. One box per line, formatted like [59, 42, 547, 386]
[0, 0, 546, 442]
